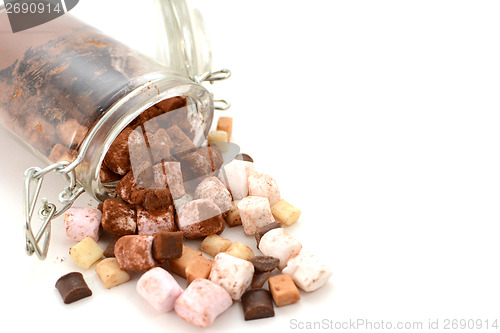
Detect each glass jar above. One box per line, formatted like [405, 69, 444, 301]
[0, 0, 230, 259]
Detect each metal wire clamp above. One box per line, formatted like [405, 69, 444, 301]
[24, 161, 84, 260]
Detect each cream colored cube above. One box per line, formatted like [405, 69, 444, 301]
[95, 257, 131, 289]
[225, 200, 242, 227]
[224, 241, 254, 261]
[70, 236, 104, 269]
[271, 199, 301, 226]
[207, 130, 228, 143]
[200, 234, 232, 257]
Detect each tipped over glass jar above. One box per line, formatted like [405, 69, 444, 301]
[0, 0, 231, 259]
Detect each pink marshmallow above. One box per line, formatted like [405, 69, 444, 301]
[64, 207, 102, 242]
[136, 267, 183, 312]
[153, 162, 185, 199]
[175, 278, 232, 327]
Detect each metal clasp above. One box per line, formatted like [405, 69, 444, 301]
[24, 161, 85, 260]
[195, 69, 232, 110]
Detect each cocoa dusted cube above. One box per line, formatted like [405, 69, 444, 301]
[166, 125, 196, 155]
[152, 231, 183, 263]
[177, 145, 223, 180]
[101, 199, 137, 236]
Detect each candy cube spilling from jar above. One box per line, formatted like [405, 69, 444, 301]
[225, 200, 242, 227]
[238, 196, 275, 235]
[218, 159, 255, 200]
[153, 161, 185, 199]
[64, 207, 102, 242]
[224, 241, 255, 261]
[168, 245, 203, 278]
[216, 116, 233, 141]
[268, 274, 301, 307]
[136, 205, 176, 235]
[186, 256, 213, 285]
[258, 228, 302, 270]
[282, 251, 333, 292]
[248, 172, 280, 205]
[200, 234, 232, 257]
[69, 236, 104, 269]
[174, 278, 233, 327]
[194, 176, 232, 214]
[207, 130, 228, 144]
[101, 199, 137, 236]
[114, 235, 156, 271]
[241, 289, 275, 321]
[152, 231, 183, 262]
[55, 272, 92, 304]
[137, 267, 183, 312]
[176, 199, 225, 239]
[209, 252, 255, 301]
[95, 257, 131, 289]
[271, 199, 301, 226]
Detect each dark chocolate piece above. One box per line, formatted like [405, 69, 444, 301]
[251, 271, 272, 289]
[152, 231, 183, 262]
[236, 153, 253, 163]
[255, 222, 282, 247]
[241, 289, 275, 321]
[103, 236, 120, 257]
[250, 256, 280, 273]
[55, 272, 92, 304]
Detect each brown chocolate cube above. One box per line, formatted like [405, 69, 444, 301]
[268, 274, 301, 307]
[152, 231, 183, 263]
[186, 256, 213, 285]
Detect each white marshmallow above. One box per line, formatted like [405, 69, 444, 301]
[209, 252, 254, 300]
[175, 278, 233, 327]
[282, 250, 332, 292]
[237, 196, 275, 235]
[136, 267, 183, 312]
[218, 159, 255, 200]
[248, 172, 280, 205]
[258, 228, 302, 270]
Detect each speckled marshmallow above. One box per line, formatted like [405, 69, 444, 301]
[282, 250, 333, 292]
[258, 228, 302, 270]
[218, 159, 255, 200]
[194, 176, 232, 214]
[209, 252, 254, 300]
[153, 162, 185, 199]
[136, 267, 183, 312]
[248, 172, 280, 205]
[136, 205, 176, 235]
[237, 196, 275, 235]
[64, 207, 102, 242]
[175, 278, 232, 327]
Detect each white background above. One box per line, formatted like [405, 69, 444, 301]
[1, 1, 500, 332]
